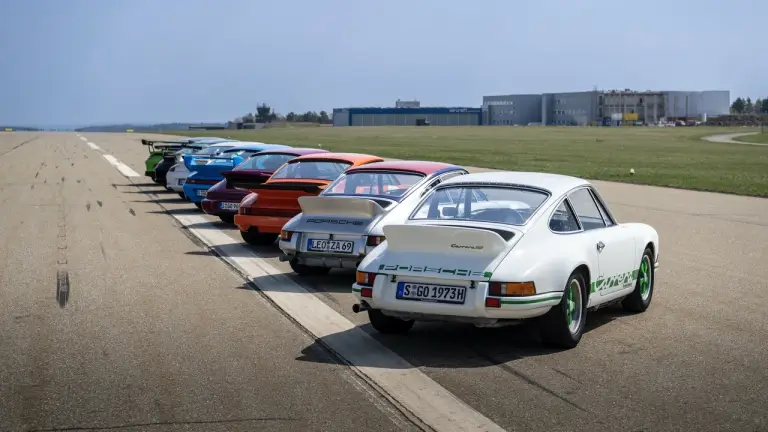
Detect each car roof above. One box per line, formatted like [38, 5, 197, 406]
[439, 171, 590, 197]
[254, 147, 329, 156]
[208, 141, 240, 147]
[288, 152, 384, 165]
[345, 160, 463, 176]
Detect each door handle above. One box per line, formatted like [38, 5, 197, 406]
[596, 241, 605, 252]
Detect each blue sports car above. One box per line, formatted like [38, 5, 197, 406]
[182, 142, 292, 208]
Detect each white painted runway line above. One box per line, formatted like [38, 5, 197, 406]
[79, 136, 87, 141]
[86, 141, 102, 151]
[102, 154, 140, 178]
[93, 147, 507, 432]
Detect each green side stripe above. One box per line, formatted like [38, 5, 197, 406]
[500, 294, 561, 305]
[351, 287, 362, 293]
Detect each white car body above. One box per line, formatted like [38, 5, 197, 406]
[278, 161, 468, 272]
[352, 171, 660, 346]
[166, 142, 245, 193]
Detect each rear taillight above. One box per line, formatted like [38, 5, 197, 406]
[239, 206, 250, 215]
[366, 236, 385, 247]
[356, 271, 376, 287]
[488, 282, 536, 297]
[280, 230, 293, 241]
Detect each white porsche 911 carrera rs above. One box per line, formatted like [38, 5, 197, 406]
[351, 171, 660, 348]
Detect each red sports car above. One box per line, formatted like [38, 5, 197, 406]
[201, 147, 329, 223]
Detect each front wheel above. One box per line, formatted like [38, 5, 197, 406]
[622, 247, 655, 313]
[368, 309, 414, 335]
[289, 260, 331, 276]
[194, 202, 202, 210]
[178, 192, 185, 199]
[539, 270, 587, 349]
[240, 230, 278, 246]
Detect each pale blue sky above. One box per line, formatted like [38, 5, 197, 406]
[0, 0, 764, 127]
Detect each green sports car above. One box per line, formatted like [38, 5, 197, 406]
[142, 137, 230, 180]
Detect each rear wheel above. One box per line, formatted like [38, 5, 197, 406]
[289, 260, 331, 276]
[219, 214, 235, 224]
[622, 247, 655, 313]
[368, 309, 414, 335]
[240, 229, 278, 246]
[539, 270, 587, 349]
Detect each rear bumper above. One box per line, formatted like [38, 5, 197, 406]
[234, 214, 287, 234]
[182, 184, 211, 203]
[353, 278, 562, 324]
[279, 233, 376, 269]
[201, 198, 239, 216]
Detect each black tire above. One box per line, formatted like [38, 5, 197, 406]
[622, 247, 655, 313]
[289, 260, 332, 276]
[219, 214, 235, 224]
[240, 229, 278, 246]
[194, 202, 202, 210]
[178, 192, 185, 199]
[539, 270, 588, 349]
[368, 309, 414, 335]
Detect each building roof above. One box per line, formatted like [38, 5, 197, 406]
[346, 160, 463, 176]
[440, 171, 590, 197]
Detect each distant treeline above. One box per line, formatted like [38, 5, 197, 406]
[1, 126, 43, 131]
[74, 123, 225, 132]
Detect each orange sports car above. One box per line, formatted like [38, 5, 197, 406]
[233, 152, 385, 246]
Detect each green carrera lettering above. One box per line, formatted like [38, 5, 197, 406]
[590, 269, 639, 294]
[377, 263, 487, 278]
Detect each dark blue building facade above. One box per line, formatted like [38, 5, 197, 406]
[332, 107, 482, 127]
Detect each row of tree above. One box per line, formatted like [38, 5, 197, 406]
[232, 103, 332, 125]
[730, 97, 768, 114]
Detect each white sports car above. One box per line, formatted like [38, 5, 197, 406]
[278, 161, 468, 275]
[352, 171, 660, 348]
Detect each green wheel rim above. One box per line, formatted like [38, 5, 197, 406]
[566, 279, 582, 334]
[639, 255, 652, 301]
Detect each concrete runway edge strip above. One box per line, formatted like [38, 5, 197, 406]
[171, 214, 507, 432]
[92, 147, 507, 432]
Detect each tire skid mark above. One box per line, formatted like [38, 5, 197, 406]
[0, 136, 39, 157]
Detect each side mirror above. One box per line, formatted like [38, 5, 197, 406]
[441, 207, 458, 217]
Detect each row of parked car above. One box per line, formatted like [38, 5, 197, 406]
[142, 136, 660, 349]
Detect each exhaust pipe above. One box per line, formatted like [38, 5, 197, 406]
[352, 302, 371, 313]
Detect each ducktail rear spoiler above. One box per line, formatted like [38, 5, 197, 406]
[222, 171, 272, 190]
[246, 182, 326, 194]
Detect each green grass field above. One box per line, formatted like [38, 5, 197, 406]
[163, 126, 767, 197]
[734, 132, 768, 145]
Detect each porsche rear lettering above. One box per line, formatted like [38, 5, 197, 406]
[306, 218, 364, 226]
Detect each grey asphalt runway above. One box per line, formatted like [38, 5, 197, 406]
[3, 131, 768, 432]
[0, 133, 414, 432]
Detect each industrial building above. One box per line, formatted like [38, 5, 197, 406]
[332, 106, 482, 127]
[482, 89, 731, 126]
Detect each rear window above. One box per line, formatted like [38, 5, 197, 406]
[410, 186, 550, 226]
[270, 160, 351, 181]
[236, 153, 296, 171]
[324, 171, 424, 200]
